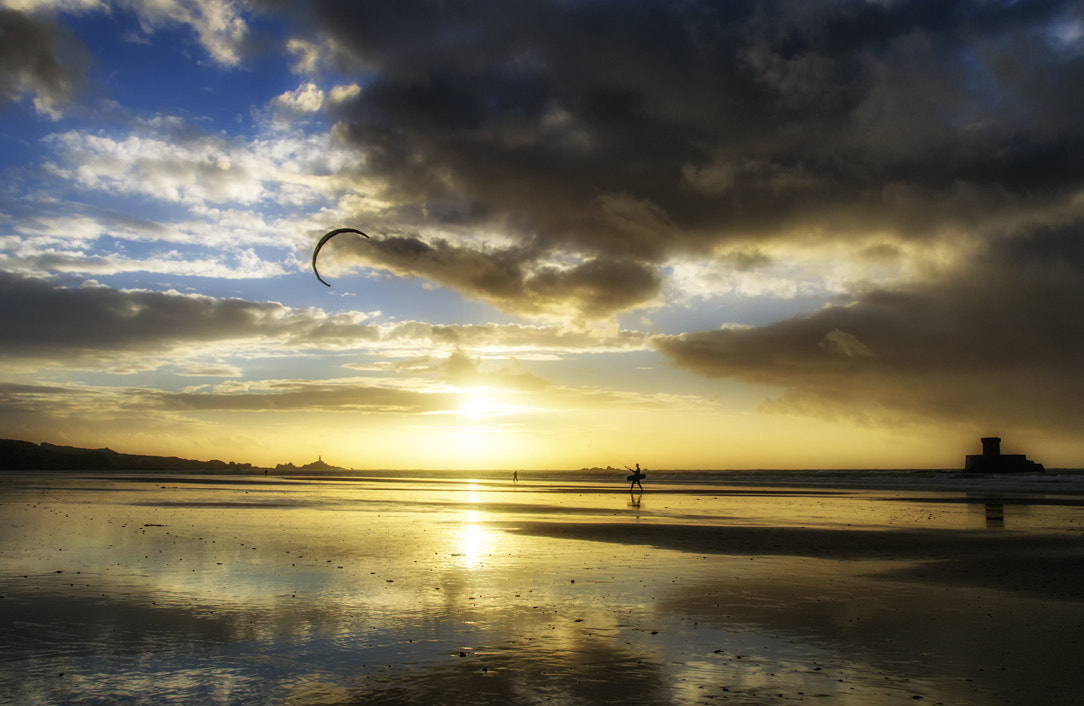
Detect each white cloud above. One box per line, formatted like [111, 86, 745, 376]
[0, 247, 287, 279]
[327, 83, 360, 105]
[3, 107, 383, 281]
[664, 232, 973, 308]
[274, 82, 324, 113]
[121, 0, 249, 67]
[667, 254, 833, 303]
[30, 94, 64, 119]
[40, 119, 359, 208]
[286, 37, 321, 75]
[44, 131, 265, 205]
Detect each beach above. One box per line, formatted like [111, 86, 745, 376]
[1, 471, 1082, 705]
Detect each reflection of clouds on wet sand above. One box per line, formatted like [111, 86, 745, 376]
[658, 561, 1084, 706]
[336, 639, 669, 705]
[1, 474, 1082, 705]
[505, 520, 1084, 596]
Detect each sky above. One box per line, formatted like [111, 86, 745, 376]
[1, 0, 1082, 471]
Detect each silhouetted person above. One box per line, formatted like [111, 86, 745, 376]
[513, 470, 518, 483]
[626, 464, 645, 492]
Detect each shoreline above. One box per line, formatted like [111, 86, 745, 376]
[5, 468, 1084, 506]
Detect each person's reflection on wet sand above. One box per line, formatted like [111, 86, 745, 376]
[628, 492, 642, 508]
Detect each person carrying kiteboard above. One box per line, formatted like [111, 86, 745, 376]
[625, 463, 645, 492]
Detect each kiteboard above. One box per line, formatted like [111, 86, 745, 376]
[626, 471, 646, 482]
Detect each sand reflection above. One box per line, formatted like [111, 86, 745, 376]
[2, 473, 1082, 705]
[459, 514, 487, 570]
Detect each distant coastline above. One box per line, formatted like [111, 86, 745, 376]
[3, 438, 1077, 480]
[0, 439, 266, 472]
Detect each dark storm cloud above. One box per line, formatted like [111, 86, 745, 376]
[0, 271, 372, 359]
[655, 222, 1084, 434]
[0, 10, 89, 112]
[305, 0, 1084, 252]
[0, 272, 650, 362]
[0, 379, 454, 417]
[328, 233, 661, 317]
[142, 382, 448, 414]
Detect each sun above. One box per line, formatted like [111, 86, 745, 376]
[459, 394, 506, 418]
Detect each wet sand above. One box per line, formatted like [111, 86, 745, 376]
[1, 472, 1082, 705]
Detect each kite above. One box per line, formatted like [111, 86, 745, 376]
[312, 227, 369, 287]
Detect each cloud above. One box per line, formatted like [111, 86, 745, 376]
[655, 222, 1084, 436]
[40, 126, 341, 207]
[274, 81, 325, 113]
[0, 245, 288, 279]
[320, 232, 663, 319]
[148, 378, 449, 414]
[327, 82, 360, 105]
[0, 271, 373, 362]
[182, 0, 1077, 324]
[0, 369, 709, 432]
[286, 37, 322, 75]
[2, 0, 252, 117]
[0, 9, 91, 117]
[0, 379, 458, 444]
[819, 329, 872, 359]
[119, 0, 250, 67]
[16, 1, 1081, 323]
[5, 0, 1084, 462]
[299, 0, 1084, 258]
[0, 271, 652, 366]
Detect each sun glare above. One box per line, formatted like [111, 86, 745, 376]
[459, 394, 515, 418]
[460, 500, 489, 570]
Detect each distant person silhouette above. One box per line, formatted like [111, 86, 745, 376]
[625, 464, 645, 492]
[513, 470, 518, 483]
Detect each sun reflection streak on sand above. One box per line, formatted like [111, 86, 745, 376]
[453, 482, 492, 570]
[459, 512, 487, 570]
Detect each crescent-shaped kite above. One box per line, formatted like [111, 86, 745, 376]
[312, 227, 369, 287]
